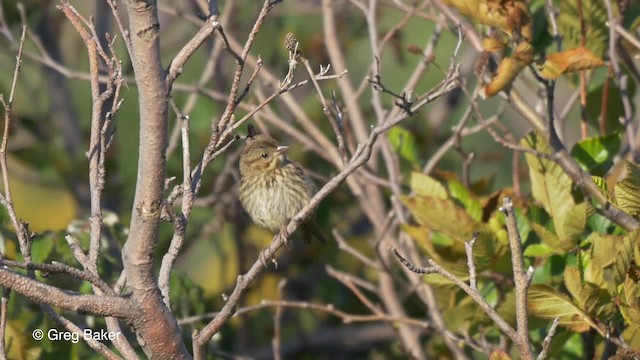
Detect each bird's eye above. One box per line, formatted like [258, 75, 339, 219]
[261, 153, 268, 158]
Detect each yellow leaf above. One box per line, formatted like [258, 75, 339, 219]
[443, 0, 532, 41]
[483, 37, 506, 52]
[615, 162, 640, 217]
[400, 195, 476, 243]
[410, 172, 447, 198]
[528, 284, 597, 332]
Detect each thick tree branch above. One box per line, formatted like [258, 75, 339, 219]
[121, 0, 189, 358]
[0, 268, 131, 318]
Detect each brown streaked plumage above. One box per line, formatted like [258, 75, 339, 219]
[239, 133, 327, 244]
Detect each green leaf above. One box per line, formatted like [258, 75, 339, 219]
[402, 224, 463, 266]
[579, 251, 606, 289]
[522, 133, 577, 240]
[591, 176, 608, 192]
[579, 285, 615, 320]
[570, 134, 621, 176]
[564, 266, 583, 301]
[530, 223, 561, 249]
[588, 233, 618, 269]
[472, 226, 509, 270]
[559, 202, 587, 243]
[523, 243, 555, 257]
[586, 68, 635, 133]
[388, 126, 419, 166]
[530, 0, 553, 55]
[409, 172, 447, 199]
[587, 211, 612, 233]
[447, 177, 483, 222]
[496, 290, 517, 327]
[614, 162, 640, 216]
[528, 284, 596, 332]
[532, 255, 569, 284]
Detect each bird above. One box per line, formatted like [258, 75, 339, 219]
[238, 126, 327, 245]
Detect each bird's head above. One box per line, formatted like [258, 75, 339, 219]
[240, 134, 289, 175]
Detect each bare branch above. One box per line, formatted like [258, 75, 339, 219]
[390, 248, 521, 345]
[0, 268, 131, 318]
[537, 318, 560, 360]
[0, 26, 30, 257]
[500, 197, 533, 360]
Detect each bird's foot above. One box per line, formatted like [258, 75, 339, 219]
[278, 225, 292, 249]
[259, 251, 269, 268]
[259, 250, 278, 269]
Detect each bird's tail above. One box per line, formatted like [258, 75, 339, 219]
[301, 220, 328, 245]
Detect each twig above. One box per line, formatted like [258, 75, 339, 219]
[368, 59, 416, 116]
[106, 0, 132, 56]
[499, 197, 533, 360]
[235, 56, 263, 106]
[322, 0, 369, 143]
[612, 22, 640, 51]
[59, 1, 112, 274]
[0, 267, 131, 317]
[390, 248, 521, 345]
[0, 260, 116, 296]
[545, 0, 562, 51]
[238, 299, 430, 329]
[0, 26, 30, 256]
[537, 318, 560, 360]
[167, 14, 220, 85]
[302, 58, 349, 165]
[272, 279, 286, 360]
[576, 0, 589, 139]
[604, 0, 636, 159]
[0, 287, 8, 357]
[464, 232, 479, 290]
[159, 104, 192, 308]
[41, 306, 122, 360]
[326, 265, 381, 313]
[332, 229, 381, 270]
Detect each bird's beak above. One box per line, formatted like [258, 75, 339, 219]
[275, 146, 289, 155]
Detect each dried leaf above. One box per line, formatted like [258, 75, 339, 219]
[482, 41, 533, 98]
[539, 47, 605, 80]
[483, 37, 506, 52]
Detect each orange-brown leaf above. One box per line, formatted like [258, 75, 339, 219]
[539, 47, 605, 79]
[482, 41, 533, 98]
[489, 350, 512, 360]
